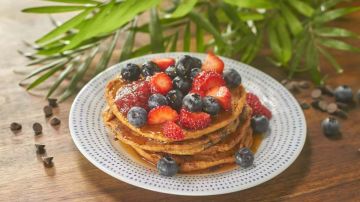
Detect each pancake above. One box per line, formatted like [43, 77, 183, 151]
[132, 127, 253, 173]
[103, 106, 252, 155]
[105, 77, 247, 143]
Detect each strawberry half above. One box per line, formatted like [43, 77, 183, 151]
[152, 58, 175, 71]
[148, 106, 179, 125]
[179, 109, 211, 130]
[206, 86, 232, 110]
[115, 80, 151, 115]
[191, 71, 225, 93]
[162, 121, 184, 140]
[246, 93, 272, 119]
[201, 52, 224, 74]
[150, 72, 173, 95]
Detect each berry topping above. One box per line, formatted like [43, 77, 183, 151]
[175, 55, 201, 77]
[115, 80, 151, 115]
[321, 117, 341, 137]
[206, 86, 232, 110]
[121, 63, 141, 81]
[148, 93, 168, 109]
[150, 72, 173, 95]
[201, 52, 224, 74]
[147, 106, 179, 125]
[166, 89, 184, 110]
[251, 114, 269, 133]
[235, 147, 254, 168]
[127, 107, 147, 128]
[202, 96, 220, 115]
[164, 65, 177, 79]
[152, 58, 175, 71]
[246, 93, 272, 119]
[190, 68, 201, 80]
[141, 61, 161, 77]
[182, 93, 203, 112]
[162, 121, 184, 140]
[223, 68, 242, 88]
[157, 156, 179, 177]
[173, 76, 191, 94]
[334, 85, 353, 103]
[192, 71, 225, 93]
[179, 109, 211, 130]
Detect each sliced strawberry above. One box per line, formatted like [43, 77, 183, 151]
[150, 72, 173, 95]
[152, 58, 175, 71]
[201, 52, 224, 74]
[179, 109, 211, 130]
[246, 93, 272, 119]
[115, 80, 151, 115]
[148, 106, 179, 125]
[191, 71, 225, 93]
[162, 121, 184, 140]
[206, 86, 232, 110]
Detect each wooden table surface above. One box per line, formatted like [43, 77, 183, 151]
[1, 1, 360, 202]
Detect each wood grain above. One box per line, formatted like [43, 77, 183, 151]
[0, 1, 360, 201]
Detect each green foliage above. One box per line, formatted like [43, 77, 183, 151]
[20, 0, 360, 100]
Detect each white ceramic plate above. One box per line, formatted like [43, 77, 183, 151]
[69, 52, 306, 196]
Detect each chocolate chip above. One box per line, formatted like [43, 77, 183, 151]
[48, 98, 58, 108]
[311, 89, 322, 99]
[114, 137, 119, 141]
[43, 106, 53, 118]
[10, 122, 22, 131]
[320, 85, 334, 96]
[50, 117, 61, 126]
[35, 144, 46, 154]
[42, 156, 54, 168]
[285, 81, 300, 93]
[336, 102, 349, 111]
[298, 81, 310, 89]
[281, 79, 289, 85]
[326, 103, 338, 114]
[300, 102, 310, 110]
[33, 122, 42, 135]
[318, 101, 328, 112]
[332, 110, 348, 119]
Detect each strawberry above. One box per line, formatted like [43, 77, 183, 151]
[115, 80, 151, 115]
[246, 93, 272, 119]
[152, 58, 175, 71]
[191, 71, 225, 93]
[150, 72, 173, 95]
[162, 121, 184, 140]
[201, 52, 224, 74]
[148, 106, 179, 125]
[206, 86, 232, 110]
[179, 109, 211, 130]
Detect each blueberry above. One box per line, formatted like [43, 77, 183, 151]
[166, 89, 184, 110]
[127, 107, 147, 127]
[121, 63, 141, 81]
[334, 85, 353, 103]
[235, 147, 254, 168]
[173, 76, 191, 94]
[157, 156, 179, 176]
[148, 94, 168, 109]
[164, 65, 177, 79]
[223, 68, 242, 88]
[202, 96, 220, 115]
[321, 117, 340, 137]
[141, 61, 161, 77]
[175, 55, 201, 77]
[190, 68, 201, 80]
[182, 93, 203, 112]
[251, 115, 269, 133]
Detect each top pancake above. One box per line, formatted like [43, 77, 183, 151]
[105, 76, 247, 143]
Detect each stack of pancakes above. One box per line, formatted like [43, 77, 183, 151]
[103, 77, 254, 173]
